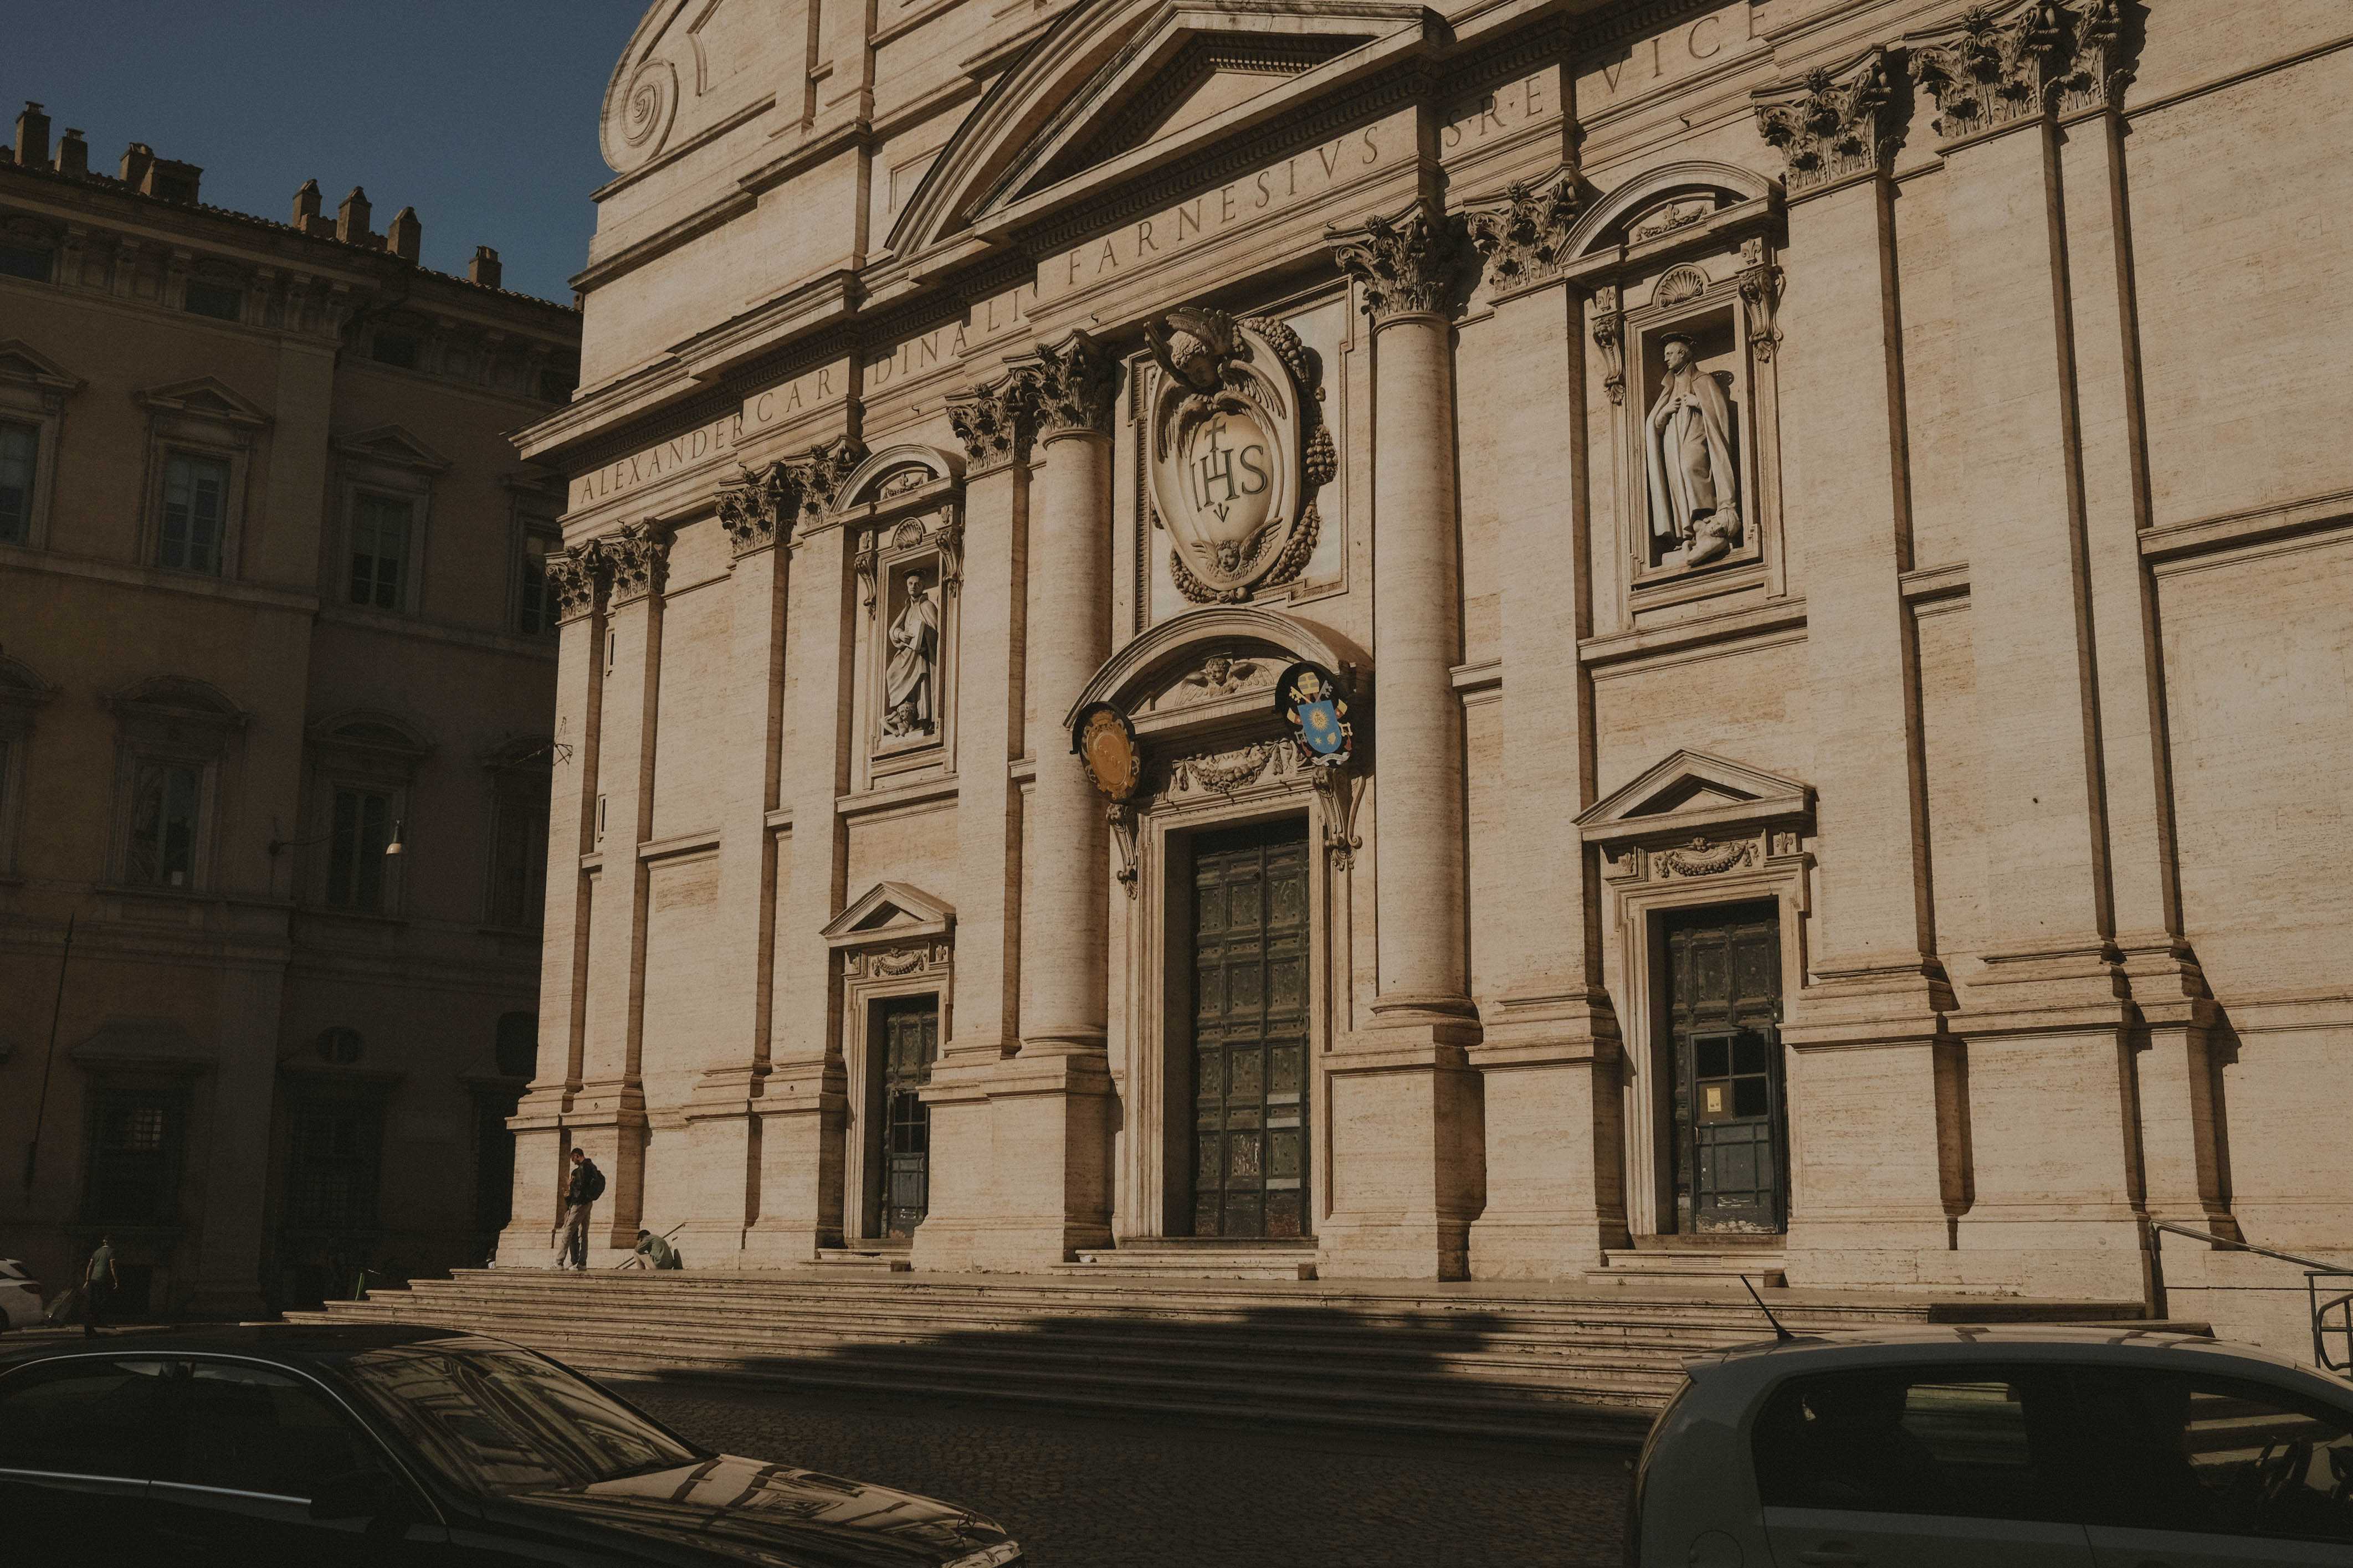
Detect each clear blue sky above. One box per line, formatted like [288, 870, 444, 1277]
[3, 1, 649, 302]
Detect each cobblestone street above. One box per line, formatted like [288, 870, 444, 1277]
[620, 1379, 1632, 1568]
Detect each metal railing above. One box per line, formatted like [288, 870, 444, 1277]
[2150, 1221, 2353, 1374]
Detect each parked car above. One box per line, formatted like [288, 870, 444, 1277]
[1627, 1323, 2353, 1566]
[0, 1323, 1022, 1566]
[0, 1260, 42, 1330]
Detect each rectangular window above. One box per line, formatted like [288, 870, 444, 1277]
[159, 452, 229, 574]
[0, 420, 34, 543]
[371, 333, 418, 369]
[85, 1091, 185, 1225]
[0, 244, 51, 282]
[1753, 1368, 2073, 1523]
[287, 1103, 381, 1231]
[349, 493, 413, 610]
[126, 759, 202, 888]
[514, 529, 560, 634]
[489, 801, 548, 929]
[326, 786, 393, 911]
[182, 280, 243, 321]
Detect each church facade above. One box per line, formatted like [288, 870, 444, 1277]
[506, 0, 2353, 1359]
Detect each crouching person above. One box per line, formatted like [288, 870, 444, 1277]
[633, 1229, 683, 1270]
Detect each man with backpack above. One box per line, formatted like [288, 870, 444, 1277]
[560, 1148, 605, 1271]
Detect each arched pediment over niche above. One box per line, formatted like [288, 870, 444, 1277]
[888, 0, 1429, 258]
[1565, 160, 1779, 261]
[1068, 606, 1360, 740]
[832, 442, 965, 514]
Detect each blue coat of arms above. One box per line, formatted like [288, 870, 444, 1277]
[1276, 661, 1353, 768]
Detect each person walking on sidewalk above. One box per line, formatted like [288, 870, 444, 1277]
[81, 1236, 117, 1337]
[560, 1148, 604, 1271]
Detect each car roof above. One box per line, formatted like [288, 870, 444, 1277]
[1692, 1323, 2330, 1380]
[0, 1321, 512, 1372]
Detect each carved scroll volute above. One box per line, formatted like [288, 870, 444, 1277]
[1907, 0, 2132, 142]
[1327, 198, 1476, 325]
[1465, 167, 1584, 301]
[946, 373, 1034, 474]
[1739, 238, 1785, 364]
[1752, 45, 1900, 196]
[544, 540, 606, 624]
[1590, 284, 1627, 407]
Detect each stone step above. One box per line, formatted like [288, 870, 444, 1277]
[1593, 1250, 1788, 1287]
[808, 1248, 913, 1272]
[1064, 1247, 1318, 1280]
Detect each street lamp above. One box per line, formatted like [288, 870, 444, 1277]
[385, 818, 404, 857]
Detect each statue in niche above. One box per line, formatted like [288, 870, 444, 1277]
[882, 570, 938, 738]
[1644, 332, 1742, 567]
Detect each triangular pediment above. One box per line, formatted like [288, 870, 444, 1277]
[134, 375, 270, 428]
[0, 338, 83, 394]
[1577, 750, 1813, 845]
[334, 423, 453, 473]
[890, 0, 1429, 258]
[822, 881, 957, 945]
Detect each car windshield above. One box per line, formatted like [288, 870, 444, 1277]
[334, 1341, 703, 1496]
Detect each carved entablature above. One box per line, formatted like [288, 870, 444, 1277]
[542, 541, 606, 624]
[602, 522, 669, 606]
[1906, 0, 2132, 142]
[1012, 330, 1121, 441]
[947, 374, 1034, 473]
[1465, 166, 1585, 301]
[1551, 162, 1787, 618]
[1327, 199, 1475, 325]
[1575, 749, 1814, 894]
[1752, 46, 1901, 196]
[717, 461, 801, 558]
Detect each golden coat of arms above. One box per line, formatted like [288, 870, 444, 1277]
[1144, 307, 1336, 604]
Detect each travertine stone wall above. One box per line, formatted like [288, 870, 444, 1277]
[507, 0, 2353, 1361]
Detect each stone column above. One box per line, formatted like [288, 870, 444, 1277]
[1322, 202, 1485, 1279]
[1460, 174, 1628, 1278]
[498, 542, 605, 1264]
[571, 521, 667, 1262]
[748, 437, 863, 1263]
[984, 332, 1120, 1268]
[1752, 50, 1963, 1284]
[914, 378, 1034, 1272]
[2051, 64, 2228, 1239]
[1908, 0, 2146, 1300]
[680, 465, 800, 1267]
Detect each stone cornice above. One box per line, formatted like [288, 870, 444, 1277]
[1906, 0, 2132, 144]
[1464, 164, 1584, 301]
[1329, 197, 1475, 325]
[1752, 45, 1901, 197]
[1012, 330, 1120, 441]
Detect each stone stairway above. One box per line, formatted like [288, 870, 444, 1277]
[290, 1269, 2144, 1449]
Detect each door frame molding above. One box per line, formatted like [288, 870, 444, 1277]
[823, 882, 955, 1245]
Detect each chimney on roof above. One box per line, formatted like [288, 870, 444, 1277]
[387, 205, 421, 263]
[56, 128, 87, 177]
[143, 157, 201, 204]
[119, 141, 153, 187]
[468, 246, 503, 289]
[15, 102, 51, 169]
[293, 178, 321, 227]
[337, 186, 372, 245]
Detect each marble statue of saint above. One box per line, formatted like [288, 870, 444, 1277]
[882, 572, 937, 737]
[1644, 333, 1741, 566]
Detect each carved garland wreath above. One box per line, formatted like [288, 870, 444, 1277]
[1164, 316, 1338, 606]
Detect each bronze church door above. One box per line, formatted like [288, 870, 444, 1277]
[1664, 902, 1787, 1235]
[868, 995, 938, 1240]
[1190, 820, 1310, 1238]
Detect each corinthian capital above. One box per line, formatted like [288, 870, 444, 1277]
[1014, 330, 1120, 441]
[603, 520, 669, 604]
[1752, 45, 1900, 196]
[786, 435, 868, 522]
[947, 373, 1034, 472]
[717, 461, 802, 557]
[1907, 0, 2132, 141]
[1465, 167, 1584, 300]
[544, 541, 606, 624]
[1328, 199, 1474, 325]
